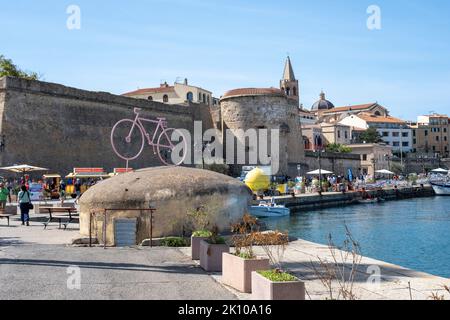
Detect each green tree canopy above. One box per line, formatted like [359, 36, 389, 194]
[359, 127, 383, 143]
[0, 55, 40, 80]
[325, 143, 352, 153]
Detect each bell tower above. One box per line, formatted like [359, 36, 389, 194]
[280, 56, 299, 107]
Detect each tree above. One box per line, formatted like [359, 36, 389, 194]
[325, 143, 352, 154]
[0, 55, 40, 80]
[359, 127, 383, 143]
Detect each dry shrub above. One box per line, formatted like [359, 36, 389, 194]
[253, 231, 289, 269]
[230, 214, 259, 259]
[311, 225, 362, 300]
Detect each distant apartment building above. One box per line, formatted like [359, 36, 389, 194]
[122, 79, 217, 107]
[339, 113, 413, 154]
[346, 143, 393, 176]
[411, 114, 450, 157]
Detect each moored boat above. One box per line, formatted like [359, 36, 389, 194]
[248, 198, 290, 218]
[431, 182, 450, 196]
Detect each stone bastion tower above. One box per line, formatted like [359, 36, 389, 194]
[220, 58, 305, 177]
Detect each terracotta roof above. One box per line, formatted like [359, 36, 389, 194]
[322, 103, 378, 114]
[221, 88, 286, 100]
[122, 86, 175, 96]
[358, 113, 405, 124]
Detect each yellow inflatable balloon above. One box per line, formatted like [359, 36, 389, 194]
[244, 167, 270, 192]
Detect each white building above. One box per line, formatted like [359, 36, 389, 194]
[122, 78, 216, 107]
[339, 113, 413, 153]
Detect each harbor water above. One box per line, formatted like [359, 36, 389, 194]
[264, 196, 450, 278]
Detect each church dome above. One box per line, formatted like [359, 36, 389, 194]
[311, 91, 335, 111]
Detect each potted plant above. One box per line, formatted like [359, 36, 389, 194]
[251, 231, 305, 300]
[187, 205, 213, 260]
[222, 214, 270, 293]
[199, 226, 229, 272]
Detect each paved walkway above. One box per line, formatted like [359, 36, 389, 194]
[0, 215, 236, 300]
[2, 212, 450, 300]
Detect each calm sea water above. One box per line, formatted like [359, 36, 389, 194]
[263, 197, 450, 278]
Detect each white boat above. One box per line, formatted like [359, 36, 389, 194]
[431, 182, 450, 196]
[357, 198, 379, 204]
[248, 199, 290, 218]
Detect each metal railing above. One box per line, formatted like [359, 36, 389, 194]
[89, 207, 156, 248]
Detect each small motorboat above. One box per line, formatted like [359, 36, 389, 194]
[357, 198, 379, 204]
[431, 182, 450, 196]
[248, 198, 290, 218]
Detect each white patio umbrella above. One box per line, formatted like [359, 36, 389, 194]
[431, 168, 448, 173]
[307, 169, 333, 175]
[375, 169, 395, 175]
[0, 164, 49, 174]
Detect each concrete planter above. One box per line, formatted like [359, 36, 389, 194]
[199, 240, 229, 272]
[191, 236, 209, 260]
[222, 253, 270, 293]
[251, 271, 305, 300]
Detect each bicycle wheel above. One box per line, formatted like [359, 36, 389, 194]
[157, 128, 188, 166]
[111, 119, 145, 161]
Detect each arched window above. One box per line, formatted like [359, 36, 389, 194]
[374, 111, 381, 116]
[186, 92, 193, 102]
[207, 95, 210, 105]
[293, 87, 297, 96]
[199, 93, 202, 101]
[163, 95, 169, 103]
[203, 94, 206, 103]
[286, 87, 290, 96]
[148, 96, 153, 101]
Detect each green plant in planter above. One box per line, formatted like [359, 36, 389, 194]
[160, 237, 187, 247]
[192, 230, 212, 238]
[230, 213, 259, 259]
[258, 269, 297, 282]
[207, 225, 226, 245]
[186, 202, 221, 236]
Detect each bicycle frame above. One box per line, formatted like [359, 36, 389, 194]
[127, 112, 173, 151]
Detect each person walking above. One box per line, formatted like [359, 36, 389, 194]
[74, 179, 82, 204]
[0, 183, 9, 209]
[18, 185, 32, 226]
[59, 179, 66, 205]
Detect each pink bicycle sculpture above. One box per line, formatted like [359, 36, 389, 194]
[111, 108, 188, 166]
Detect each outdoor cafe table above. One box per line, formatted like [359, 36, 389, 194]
[39, 206, 78, 230]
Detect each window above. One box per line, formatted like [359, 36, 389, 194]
[393, 142, 400, 147]
[413, 130, 416, 137]
[436, 136, 440, 142]
[362, 154, 367, 161]
[337, 130, 341, 139]
[345, 131, 348, 139]
[199, 93, 202, 101]
[402, 132, 409, 137]
[203, 94, 206, 103]
[293, 87, 297, 96]
[402, 142, 409, 147]
[148, 96, 153, 101]
[444, 128, 447, 133]
[207, 95, 210, 105]
[425, 130, 428, 136]
[163, 95, 169, 103]
[382, 132, 389, 137]
[392, 132, 400, 137]
[286, 87, 290, 96]
[445, 136, 448, 142]
[433, 146, 436, 151]
[413, 139, 417, 144]
[375, 111, 382, 116]
[186, 92, 193, 102]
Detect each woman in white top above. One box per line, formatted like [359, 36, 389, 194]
[18, 185, 31, 226]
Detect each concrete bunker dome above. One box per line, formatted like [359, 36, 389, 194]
[79, 166, 253, 246]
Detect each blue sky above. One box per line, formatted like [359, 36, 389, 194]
[1, 0, 449, 120]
